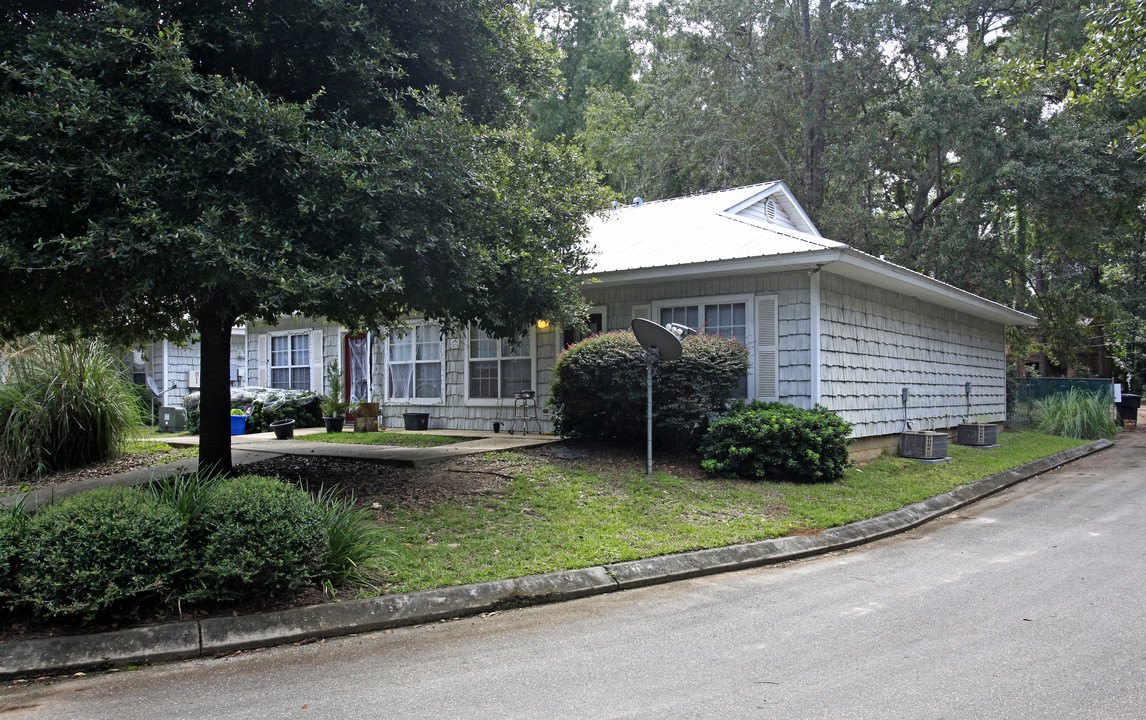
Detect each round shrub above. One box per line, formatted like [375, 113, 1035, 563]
[699, 401, 853, 483]
[186, 476, 328, 603]
[0, 507, 27, 611]
[17, 488, 187, 619]
[550, 330, 748, 450]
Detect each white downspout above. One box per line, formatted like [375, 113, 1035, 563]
[162, 339, 170, 402]
[809, 267, 822, 407]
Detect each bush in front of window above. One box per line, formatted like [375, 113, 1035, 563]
[183, 387, 322, 434]
[698, 401, 852, 483]
[550, 330, 748, 450]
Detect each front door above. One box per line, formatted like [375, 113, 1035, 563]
[344, 333, 369, 418]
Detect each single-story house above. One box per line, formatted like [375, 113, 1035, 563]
[239, 181, 1036, 457]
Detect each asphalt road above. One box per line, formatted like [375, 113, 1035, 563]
[4, 434, 1144, 719]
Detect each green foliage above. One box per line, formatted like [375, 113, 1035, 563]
[1035, 387, 1121, 440]
[0, 1, 611, 474]
[0, 500, 28, 608]
[699, 402, 853, 483]
[321, 361, 347, 418]
[0, 336, 141, 481]
[185, 389, 322, 435]
[16, 488, 187, 619]
[186, 476, 328, 603]
[311, 486, 387, 588]
[550, 330, 748, 449]
[245, 394, 322, 434]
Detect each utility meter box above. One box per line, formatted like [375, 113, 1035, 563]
[159, 406, 186, 433]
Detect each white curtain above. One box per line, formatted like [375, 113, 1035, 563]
[348, 336, 369, 402]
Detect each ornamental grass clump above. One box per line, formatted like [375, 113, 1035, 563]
[0, 335, 140, 481]
[699, 401, 853, 483]
[1035, 387, 1120, 440]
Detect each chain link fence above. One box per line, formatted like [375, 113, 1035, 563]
[1006, 377, 1115, 426]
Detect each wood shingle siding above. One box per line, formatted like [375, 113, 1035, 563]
[818, 274, 1006, 438]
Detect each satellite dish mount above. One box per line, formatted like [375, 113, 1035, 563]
[631, 319, 685, 475]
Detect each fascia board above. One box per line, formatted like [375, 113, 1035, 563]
[833, 249, 1037, 326]
[582, 249, 843, 287]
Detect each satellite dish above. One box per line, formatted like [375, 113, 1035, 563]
[146, 376, 160, 397]
[632, 318, 683, 362]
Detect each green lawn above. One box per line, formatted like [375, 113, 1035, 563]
[366, 430, 1089, 595]
[305, 431, 471, 448]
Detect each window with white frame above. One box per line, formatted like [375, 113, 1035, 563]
[659, 299, 750, 397]
[387, 325, 443, 401]
[270, 334, 311, 390]
[468, 327, 532, 399]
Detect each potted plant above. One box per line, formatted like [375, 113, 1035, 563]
[320, 360, 348, 433]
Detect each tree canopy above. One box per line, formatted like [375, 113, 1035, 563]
[549, 0, 1146, 390]
[0, 1, 610, 473]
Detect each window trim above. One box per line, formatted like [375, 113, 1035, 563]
[267, 330, 314, 391]
[464, 326, 537, 406]
[383, 322, 445, 406]
[651, 293, 769, 400]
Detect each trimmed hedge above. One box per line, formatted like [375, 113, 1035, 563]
[16, 488, 187, 619]
[0, 506, 26, 608]
[185, 476, 328, 603]
[699, 401, 852, 483]
[550, 330, 749, 450]
[0, 474, 385, 621]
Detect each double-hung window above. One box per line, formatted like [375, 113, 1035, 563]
[387, 325, 443, 401]
[270, 334, 311, 390]
[468, 328, 532, 400]
[659, 300, 751, 398]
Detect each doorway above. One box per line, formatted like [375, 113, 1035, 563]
[344, 333, 370, 417]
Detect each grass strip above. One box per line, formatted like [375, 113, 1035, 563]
[367, 430, 1089, 595]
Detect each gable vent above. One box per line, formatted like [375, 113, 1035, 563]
[763, 198, 778, 222]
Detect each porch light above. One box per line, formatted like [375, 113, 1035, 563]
[536, 320, 550, 330]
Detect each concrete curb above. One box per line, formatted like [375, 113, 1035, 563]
[0, 439, 1113, 678]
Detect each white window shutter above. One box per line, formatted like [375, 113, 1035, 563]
[311, 330, 325, 393]
[755, 295, 778, 401]
[257, 335, 268, 387]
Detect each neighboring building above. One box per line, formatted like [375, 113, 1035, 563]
[210, 182, 1038, 457]
[128, 330, 249, 408]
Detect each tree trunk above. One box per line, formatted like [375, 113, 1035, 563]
[197, 299, 237, 477]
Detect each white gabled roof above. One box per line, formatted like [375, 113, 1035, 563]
[582, 182, 1036, 327]
[587, 182, 840, 274]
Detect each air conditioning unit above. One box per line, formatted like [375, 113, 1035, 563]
[159, 406, 186, 433]
[957, 422, 997, 446]
[900, 430, 948, 460]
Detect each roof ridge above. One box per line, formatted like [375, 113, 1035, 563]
[618, 181, 780, 209]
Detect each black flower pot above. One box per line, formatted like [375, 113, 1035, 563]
[323, 416, 344, 433]
[270, 419, 295, 440]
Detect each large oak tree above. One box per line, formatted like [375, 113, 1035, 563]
[0, 1, 610, 473]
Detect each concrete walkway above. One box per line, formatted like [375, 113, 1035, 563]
[0, 428, 559, 513]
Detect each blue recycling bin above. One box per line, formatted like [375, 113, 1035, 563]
[230, 414, 248, 436]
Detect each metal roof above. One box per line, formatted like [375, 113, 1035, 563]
[582, 182, 1036, 327]
[586, 182, 843, 274]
